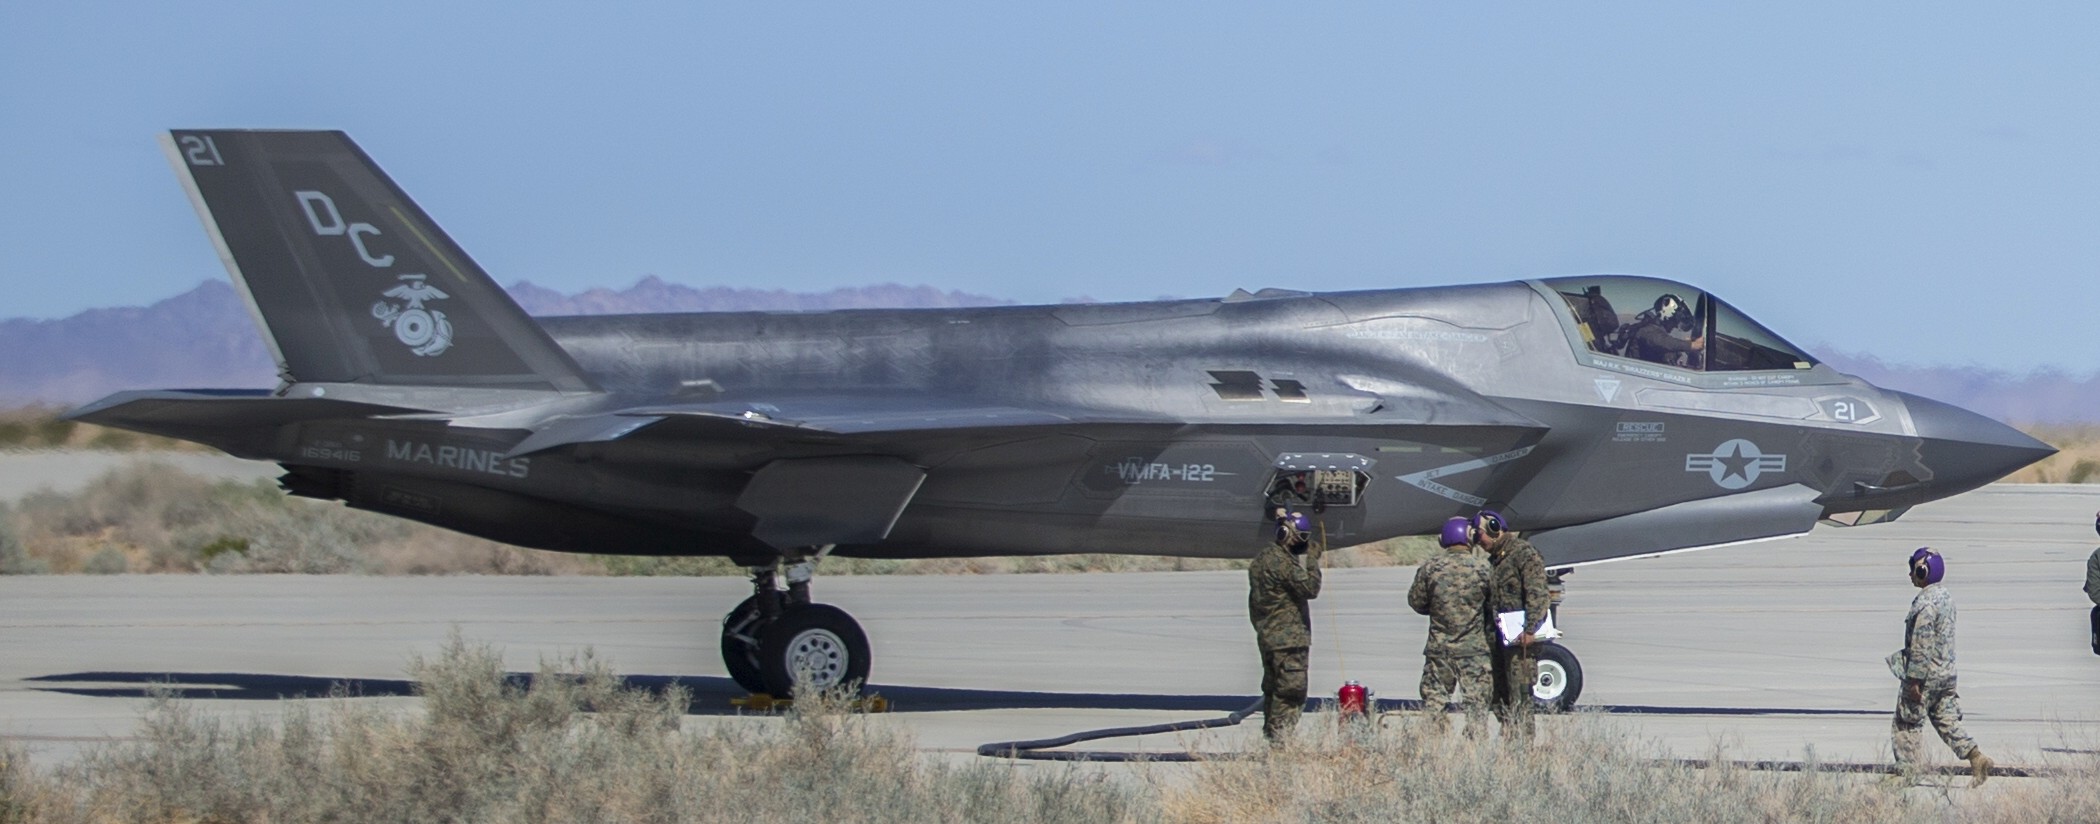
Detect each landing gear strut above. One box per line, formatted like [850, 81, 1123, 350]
[718, 552, 871, 696]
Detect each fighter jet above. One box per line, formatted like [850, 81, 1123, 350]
[72, 130, 2055, 704]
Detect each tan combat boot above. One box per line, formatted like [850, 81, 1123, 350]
[1967, 750, 1993, 788]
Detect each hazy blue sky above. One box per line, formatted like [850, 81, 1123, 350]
[3, 2, 2096, 371]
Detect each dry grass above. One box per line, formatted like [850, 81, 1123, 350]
[3, 462, 599, 575]
[2, 637, 1150, 824]
[1163, 716, 2100, 824]
[0, 407, 207, 453]
[3, 639, 2094, 823]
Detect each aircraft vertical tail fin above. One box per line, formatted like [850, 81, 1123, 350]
[163, 130, 595, 393]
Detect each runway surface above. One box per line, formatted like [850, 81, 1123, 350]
[3, 483, 2098, 774]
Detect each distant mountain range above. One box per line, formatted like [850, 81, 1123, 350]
[2, 279, 2091, 424]
[0, 279, 1009, 407]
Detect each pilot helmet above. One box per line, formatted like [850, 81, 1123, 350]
[1652, 294, 1692, 332]
[1439, 516, 1472, 548]
[1908, 547, 1944, 585]
[1276, 511, 1313, 546]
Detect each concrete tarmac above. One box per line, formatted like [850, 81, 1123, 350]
[3, 484, 2098, 776]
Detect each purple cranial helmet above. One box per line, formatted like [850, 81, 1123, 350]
[1909, 547, 1945, 584]
[1440, 516, 1473, 548]
[1474, 509, 1507, 543]
[1276, 511, 1313, 545]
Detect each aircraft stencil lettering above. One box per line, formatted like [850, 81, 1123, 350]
[385, 439, 529, 478]
[1613, 421, 1665, 443]
[1685, 439, 1786, 490]
[72, 129, 2056, 703]
[295, 189, 394, 268]
[1106, 460, 1219, 484]
[1395, 446, 1537, 506]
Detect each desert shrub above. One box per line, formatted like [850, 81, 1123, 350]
[0, 421, 28, 448]
[22, 637, 1151, 824]
[194, 535, 249, 563]
[32, 418, 73, 447]
[597, 554, 746, 576]
[0, 507, 46, 575]
[1167, 717, 1919, 824]
[0, 741, 35, 824]
[79, 546, 127, 575]
[84, 430, 136, 450]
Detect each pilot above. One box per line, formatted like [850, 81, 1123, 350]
[2085, 512, 2099, 655]
[1624, 294, 1706, 366]
[1480, 509, 1549, 742]
[1407, 516, 1494, 737]
[1248, 509, 1324, 745]
[1890, 548, 1992, 787]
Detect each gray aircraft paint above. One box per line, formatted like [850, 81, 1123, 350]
[73, 131, 2054, 571]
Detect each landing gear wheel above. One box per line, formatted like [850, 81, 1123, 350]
[720, 595, 772, 693]
[1531, 642, 1583, 712]
[758, 604, 871, 697]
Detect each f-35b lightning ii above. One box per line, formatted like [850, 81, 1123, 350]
[72, 130, 2054, 704]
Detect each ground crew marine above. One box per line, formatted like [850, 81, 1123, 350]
[1892, 548, 1992, 787]
[1408, 516, 1493, 736]
[1249, 511, 1323, 743]
[1482, 510, 1549, 741]
[2084, 512, 2099, 654]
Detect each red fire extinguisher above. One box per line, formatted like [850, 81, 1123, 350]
[1337, 680, 1369, 724]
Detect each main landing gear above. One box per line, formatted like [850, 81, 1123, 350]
[720, 553, 871, 696]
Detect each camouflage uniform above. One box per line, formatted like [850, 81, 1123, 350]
[1488, 536, 1550, 740]
[1408, 546, 1492, 736]
[1894, 582, 1977, 770]
[2087, 546, 2100, 606]
[1248, 540, 1322, 743]
[2086, 547, 2099, 654]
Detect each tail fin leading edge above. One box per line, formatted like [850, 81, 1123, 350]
[162, 130, 594, 393]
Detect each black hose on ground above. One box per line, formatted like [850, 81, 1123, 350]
[975, 697, 1268, 762]
[974, 700, 2062, 777]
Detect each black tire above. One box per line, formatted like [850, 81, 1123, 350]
[758, 603, 871, 697]
[1532, 642, 1583, 712]
[719, 595, 771, 693]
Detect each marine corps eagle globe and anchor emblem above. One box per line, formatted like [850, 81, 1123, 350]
[371, 274, 454, 356]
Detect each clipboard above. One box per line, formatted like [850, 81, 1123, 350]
[1496, 609, 1563, 645]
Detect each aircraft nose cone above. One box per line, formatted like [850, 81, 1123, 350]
[1899, 392, 2056, 491]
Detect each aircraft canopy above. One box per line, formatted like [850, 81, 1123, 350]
[1541, 275, 1817, 373]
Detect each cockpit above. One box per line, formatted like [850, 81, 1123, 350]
[1541, 276, 1816, 372]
